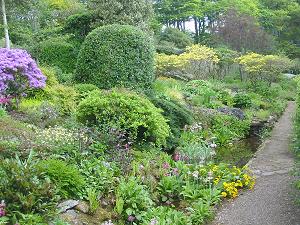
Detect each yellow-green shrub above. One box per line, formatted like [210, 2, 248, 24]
[156, 45, 219, 79]
[237, 53, 292, 84]
[45, 85, 78, 115]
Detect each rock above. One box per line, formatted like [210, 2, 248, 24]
[75, 201, 89, 214]
[60, 209, 82, 225]
[58, 200, 79, 213]
[101, 199, 108, 207]
[217, 107, 245, 120]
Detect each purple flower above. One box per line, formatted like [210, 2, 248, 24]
[127, 215, 135, 222]
[0, 48, 46, 97]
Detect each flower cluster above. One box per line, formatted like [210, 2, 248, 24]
[214, 166, 255, 198]
[222, 181, 240, 198]
[101, 220, 114, 225]
[0, 200, 6, 217]
[0, 48, 46, 96]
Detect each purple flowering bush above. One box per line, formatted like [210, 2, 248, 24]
[0, 48, 46, 107]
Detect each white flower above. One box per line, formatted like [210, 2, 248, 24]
[150, 218, 158, 225]
[207, 171, 213, 181]
[192, 171, 199, 178]
[210, 143, 217, 148]
[101, 220, 114, 225]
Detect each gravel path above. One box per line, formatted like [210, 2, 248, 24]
[212, 101, 300, 225]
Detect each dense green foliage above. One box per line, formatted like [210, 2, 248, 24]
[75, 25, 155, 89]
[87, 0, 153, 30]
[0, 153, 57, 217]
[115, 177, 153, 221]
[37, 159, 85, 198]
[77, 90, 170, 146]
[34, 37, 77, 73]
[158, 27, 193, 49]
[0, 0, 299, 224]
[147, 93, 194, 149]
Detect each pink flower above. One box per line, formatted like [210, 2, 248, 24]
[128, 215, 135, 222]
[0, 200, 6, 217]
[173, 152, 180, 161]
[172, 168, 179, 176]
[162, 162, 170, 169]
[0, 96, 11, 104]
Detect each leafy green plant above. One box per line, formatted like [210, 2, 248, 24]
[147, 92, 194, 149]
[211, 114, 250, 145]
[115, 177, 153, 221]
[233, 93, 252, 108]
[188, 200, 213, 225]
[255, 109, 271, 121]
[185, 80, 218, 107]
[157, 175, 182, 203]
[87, 188, 99, 215]
[37, 159, 85, 198]
[73, 83, 99, 101]
[76, 89, 170, 146]
[142, 206, 190, 225]
[78, 157, 116, 196]
[179, 143, 214, 164]
[0, 107, 7, 118]
[180, 182, 204, 201]
[198, 188, 221, 205]
[45, 84, 78, 115]
[0, 151, 58, 222]
[75, 24, 155, 89]
[16, 213, 47, 225]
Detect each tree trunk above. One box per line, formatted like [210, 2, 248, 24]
[1, 0, 10, 49]
[239, 65, 243, 82]
[194, 17, 199, 43]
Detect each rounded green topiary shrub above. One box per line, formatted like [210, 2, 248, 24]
[35, 37, 77, 73]
[76, 89, 170, 146]
[75, 25, 155, 89]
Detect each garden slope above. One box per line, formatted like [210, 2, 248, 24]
[212, 101, 300, 225]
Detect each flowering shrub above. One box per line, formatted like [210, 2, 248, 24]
[0, 48, 46, 106]
[34, 125, 85, 155]
[156, 45, 219, 80]
[210, 165, 255, 198]
[237, 53, 292, 85]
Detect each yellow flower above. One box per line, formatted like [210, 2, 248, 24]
[212, 165, 219, 172]
[235, 180, 243, 188]
[214, 176, 221, 185]
[221, 192, 227, 198]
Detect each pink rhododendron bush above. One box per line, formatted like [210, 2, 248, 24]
[0, 48, 46, 107]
